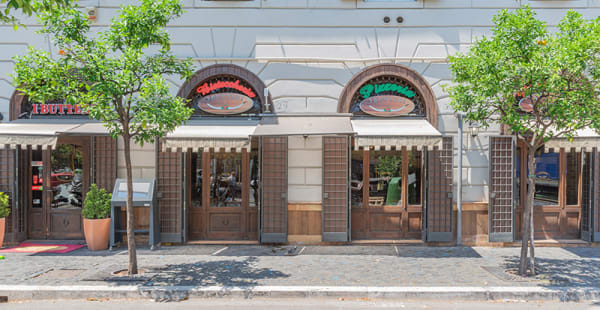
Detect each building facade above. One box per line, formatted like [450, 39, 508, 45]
[0, 0, 599, 245]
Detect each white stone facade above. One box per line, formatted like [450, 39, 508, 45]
[1, 0, 597, 203]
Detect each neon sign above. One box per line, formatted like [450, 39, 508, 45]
[31, 104, 87, 115]
[196, 80, 256, 98]
[360, 83, 415, 99]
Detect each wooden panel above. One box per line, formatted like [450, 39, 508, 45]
[288, 204, 322, 236]
[49, 212, 82, 237]
[261, 137, 287, 242]
[426, 137, 453, 242]
[369, 213, 401, 232]
[93, 136, 117, 192]
[581, 151, 593, 241]
[209, 213, 242, 232]
[488, 136, 514, 242]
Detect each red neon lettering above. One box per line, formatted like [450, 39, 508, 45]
[40, 105, 48, 114]
[67, 104, 73, 114]
[32, 104, 39, 114]
[196, 80, 256, 98]
[74, 105, 81, 114]
[49, 105, 57, 114]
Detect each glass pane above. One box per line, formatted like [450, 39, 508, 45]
[210, 152, 242, 207]
[369, 150, 402, 206]
[566, 152, 579, 205]
[249, 139, 259, 208]
[407, 150, 422, 205]
[534, 152, 559, 206]
[191, 152, 203, 208]
[351, 150, 364, 207]
[31, 150, 43, 208]
[51, 144, 83, 209]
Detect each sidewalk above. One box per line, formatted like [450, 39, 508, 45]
[0, 245, 599, 302]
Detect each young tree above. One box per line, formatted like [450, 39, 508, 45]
[1, 0, 71, 26]
[12, 0, 193, 274]
[447, 7, 600, 276]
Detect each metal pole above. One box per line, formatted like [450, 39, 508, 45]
[457, 114, 463, 245]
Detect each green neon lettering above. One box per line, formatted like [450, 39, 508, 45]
[360, 83, 416, 99]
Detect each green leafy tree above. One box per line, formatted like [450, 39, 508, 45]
[82, 184, 111, 220]
[1, 0, 70, 26]
[12, 0, 193, 274]
[447, 6, 600, 276]
[0, 192, 10, 218]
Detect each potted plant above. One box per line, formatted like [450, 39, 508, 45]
[0, 192, 10, 249]
[82, 184, 112, 251]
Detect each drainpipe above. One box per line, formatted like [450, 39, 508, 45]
[456, 113, 464, 246]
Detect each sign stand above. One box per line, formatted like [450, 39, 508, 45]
[109, 178, 159, 250]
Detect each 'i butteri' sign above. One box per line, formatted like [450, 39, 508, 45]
[359, 83, 416, 99]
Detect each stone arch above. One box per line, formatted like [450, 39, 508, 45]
[177, 64, 273, 113]
[9, 90, 27, 121]
[338, 63, 438, 129]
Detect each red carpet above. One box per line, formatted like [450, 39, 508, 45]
[0, 243, 85, 254]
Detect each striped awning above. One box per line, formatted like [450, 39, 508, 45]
[351, 119, 443, 150]
[161, 120, 257, 152]
[0, 120, 109, 149]
[544, 128, 600, 152]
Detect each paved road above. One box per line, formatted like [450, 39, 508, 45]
[4, 299, 600, 310]
[0, 245, 599, 288]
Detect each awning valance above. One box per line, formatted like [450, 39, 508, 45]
[161, 120, 257, 152]
[544, 128, 600, 152]
[253, 115, 354, 136]
[0, 122, 78, 149]
[0, 120, 111, 149]
[351, 119, 443, 150]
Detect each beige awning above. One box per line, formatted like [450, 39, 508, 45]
[0, 122, 80, 149]
[545, 128, 600, 152]
[64, 122, 110, 135]
[162, 120, 258, 152]
[351, 119, 443, 150]
[253, 114, 354, 136]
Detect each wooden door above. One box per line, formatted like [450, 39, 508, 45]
[187, 147, 258, 241]
[516, 144, 581, 240]
[350, 146, 425, 240]
[47, 137, 89, 239]
[28, 138, 89, 240]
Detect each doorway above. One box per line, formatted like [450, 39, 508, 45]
[516, 144, 581, 240]
[350, 146, 424, 240]
[187, 140, 259, 241]
[28, 137, 90, 239]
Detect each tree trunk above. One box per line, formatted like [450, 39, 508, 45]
[123, 134, 138, 275]
[519, 149, 537, 276]
[529, 201, 536, 275]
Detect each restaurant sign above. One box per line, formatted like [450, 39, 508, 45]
[31, 103, 88, 115]
[359, 95, 415, 117]
[197, 93, 254, 115]
[196, 79, 257, 98]
[360, 83, 416, 99]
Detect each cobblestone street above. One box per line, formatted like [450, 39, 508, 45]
[0, 245, 598, 289]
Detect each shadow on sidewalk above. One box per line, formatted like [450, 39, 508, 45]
[502, 256, 600, 286]
[146, 257, 289, 287]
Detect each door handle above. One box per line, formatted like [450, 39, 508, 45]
[280, 193, 287, 199]
[323, 193, 329, 199]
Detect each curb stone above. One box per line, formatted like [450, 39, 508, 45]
[1, 285, 600, 302]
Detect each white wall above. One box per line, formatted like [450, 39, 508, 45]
[2, 0, 596, 201]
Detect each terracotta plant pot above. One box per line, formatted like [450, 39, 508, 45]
[83, 218, 110, 251]
[0, 217, 5, 249]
